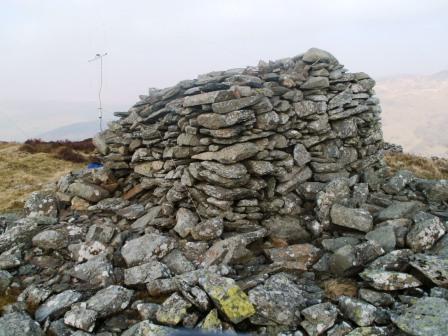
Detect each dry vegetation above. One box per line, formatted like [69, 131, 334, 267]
[0, 141, 92, 213]
[385, 152, 448, 179]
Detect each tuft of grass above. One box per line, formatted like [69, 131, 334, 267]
[385, 152, 448, 180]
[0, 143, 85, 213]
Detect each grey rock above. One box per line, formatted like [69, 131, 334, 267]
[64, 307, 97, 332]
[24, 191, 59, 218]
[302, 48, 337, 64]
[68, 182, 110, 203]
[211, 95, 262, 114]
[376, 201, 424, 221]
[124, 260, 171, 285]
[262, 215, 310, 243]
[191, 217, 224, 241]
[0, 312, 44, 336]
[161, 249, 195, 275]
[300, 302, 338, 335]
[122, 321, 174, 336]
[156, 292, 192, 326]
[409, 254, 448, 287]
[365, 225, 396, 252]
[35, 290, 82, 322]
[0, 270, 12, 293]
[200, 161, 248, 179]
[358, 289, 394, 307]
[301, 76, 330, 90]
[192, 142, 259, 164]
[406, 212, 446, 252]
[248, 273, 306, 326]
[338, 296, 377, 327]
[32, 230, 67, 250]
[330, 204, 373, 232]
[392, 297, 448, 336]
[86, 285, 133, 318]
[197, 110, 254, 129]
[121, 233, 176, 266]
[293, 144, 311, 167]
[69, 256, 113, 286]
[173, 208, 199, 238]
[183, 90, 234, 107]
[360, 269, 421, 291]
[382, 170, 414, 194]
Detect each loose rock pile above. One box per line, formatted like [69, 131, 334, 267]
[1, 48, 448, 336]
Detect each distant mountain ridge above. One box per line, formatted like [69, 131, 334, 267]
[37, 120, 111, 141]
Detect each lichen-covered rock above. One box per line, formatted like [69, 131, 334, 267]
[409, 254, 448, 287]
[121, 321, 174, 336]
[24, 191, 59, 218]
[121, 233, 176, 266]
[0, 312, 44, 336]
[0, 269, 12, 293]
[359, 270, 421, 291]
[300, 302, 338, 336]
[330, 204, 373, 232]
[248, 273, 306, 326]
[64, 306, 97, 332]
[32, 230, 67, 250]
[199, 273, 255, 324]
[35, 290, 82, 322]
[406, 212, 446, 252]
[68, 182, 110, 203]
[264, 243, 321, 270]
[156, 292, 192, 326]
[85, 285, 133, 318]
[392, 297, 448, 336]
[124, 260, 171, 286]
[190, 217, 224, 241]
[338, 296, 377, 327]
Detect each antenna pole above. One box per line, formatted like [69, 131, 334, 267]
[88, 52, 108, 132]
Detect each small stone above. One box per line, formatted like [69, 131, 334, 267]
[68, 182, 110, 203]
[197, 110, 255, 129]
[24, 191, 59, 218]
[358, 289, 394, 307]
[301, 76, 330, 90]
[183, 90, 235, 107]
[199, 309, 222, 331]
[330, 204, 373, 232]
[0, 312, 44, 336]
[0, 270, 12, 293]
[359, 270, 421, 291]
[406, 211, 446, 252]
[199, 273, 255, 324]
[300, 302, 338, 336]
[365, 225, 396, 252]
[293, 144, 311, 167]
[346, 327, 387, 336]
[173, 208, 199, 238]
[191, 217, 224, 241]
[124, 261, 171, 286]
[86, 285, 133, 318]
[338, 296, 377, 327]
[211, 95, 262, 114]
[134, 161, 164, 177]
[32, 230, 67, 250]
[262, 215, 311, 243]
[382, 170, 414, 194]
[121, 233, 176, 267]
[376, 201, 424, 221]
[64, 307, 97, 332]
[192, 142, 259, 164]
[121, 321, 174, 336]
[35, 290, 82, 322]
[265, 243, 321, 270]
[156, 293, 192, 326]
[69, 256, 113, 286]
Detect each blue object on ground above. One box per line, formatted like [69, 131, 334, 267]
[87, 162, 103, 169]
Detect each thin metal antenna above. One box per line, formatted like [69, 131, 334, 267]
[88, 52, 108, 131]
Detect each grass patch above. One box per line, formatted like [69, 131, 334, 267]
[385, 152, 448, 180]
[0, 143, 85, 213]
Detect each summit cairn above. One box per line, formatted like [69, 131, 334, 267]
[1, 48, 447, 335]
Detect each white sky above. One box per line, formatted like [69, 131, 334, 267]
[1, 0, 447, 140]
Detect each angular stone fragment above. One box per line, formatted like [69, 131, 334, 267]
[262, 215, 310, 243]
[68, 182, 110, 202]
[330, 204, 373, 232]
[409, 254, 448, 287]
[199, 273, 255, 324]
[183, 90, 234, 107]
[376, 201, 424, 221]
[0, 312, 44, 336]
[121, 321, 174, 336]
[199, 309, 222, 331]
[211, 95, 262, 114]
[134, 161, 164, 177]
[302, 48, 337, 64]
[392, 297, 448, 336]
[406, 211, 446, 252]
[248, 273, 306, 326]
[346, 327, 387, 336]
[192, 142, 259, 164]
[365, 225, 396, 252]
[86, 285, 133, 318]
[35, 290, 82, 322]
[301, 302, 338, 336]
[293, 143, 311, 166]
[32, 230, 67, 250]
[358, 289, 394, 307]
[64, 307, 97, 332]
[0, 270, 12, 293]
[156, 293, 192, 326]
[121, 233, 176, 266]
[382, 170, 414, 194]
[338, 296, 377, 327]
[359, 270, 421, 291]
[24, 191, 59, 218]
[275, 166, 313, 194]
[191, 217, 224, 241]
[124, 261, 171, 286]
[69, 256, 114, 286]
[265, 243, 321, 270]
[301, 76, 330, 89]
[173, 208, 199, 238]
[200, 161, 247, 179]
[197, 110, 255, 129]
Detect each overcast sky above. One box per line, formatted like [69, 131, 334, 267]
[1, 0, 447, 140]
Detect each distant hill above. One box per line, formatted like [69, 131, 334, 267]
[37, 120, 108, 141]
[376, 71, 448, 158]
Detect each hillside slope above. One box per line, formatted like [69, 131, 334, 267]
[0, 143, 84, 213]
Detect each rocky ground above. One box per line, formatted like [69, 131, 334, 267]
[0, 49, 447, 336]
